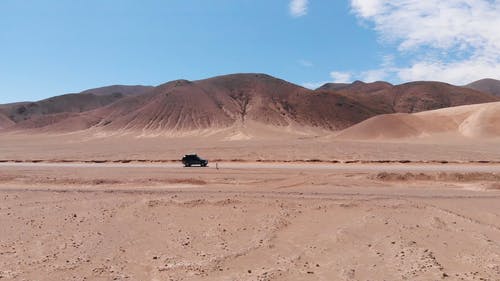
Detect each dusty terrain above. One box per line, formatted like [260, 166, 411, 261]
[1, 74, 500, 280]
[1, 162, 499, 281]
[1, 128, 500, 163]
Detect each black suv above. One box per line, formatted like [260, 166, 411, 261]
[182, 154, 208, 167]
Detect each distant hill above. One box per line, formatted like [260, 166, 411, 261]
[80, 85, 153, 96]
[0, 92, 125, 123]
[319, 80, 498, 113]
[318, 81, 392, 93]
[316, 82, 351, 91]
[73, 73, 380, 132]
[465, 78, 500, 96]
[0, 85, 153, 126]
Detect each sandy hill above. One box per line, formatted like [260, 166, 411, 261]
[320, 81, 498, 113]
[465, 78, 500, 96]
[336, 101, 500, 140]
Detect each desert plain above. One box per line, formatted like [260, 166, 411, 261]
[1, 132, 500, 281]
[1, 75, 500, 280]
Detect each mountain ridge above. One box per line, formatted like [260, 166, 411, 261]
[1, 73, 498, 134]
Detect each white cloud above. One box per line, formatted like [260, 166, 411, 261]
[360, 69, 388, 82]
[330, 71, 352, 83]
[397, 59, 500, 84]
[290, 0, 309, 17]
[350, 0, 500, 84]
[302, 81, 329, 89]
[302, 71, 353, 90]
[351, 0, 384, 17]
[298, 59, 313, 67]
[358, 55, 395, 82]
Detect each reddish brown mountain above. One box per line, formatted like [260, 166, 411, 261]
[0, 85, 153, 126]
[2, 74, 499, 134]
[0, 93, 124, 123]
[4, 74, 380, 133]
[80, 85, 153, 96]
[318, 81, 393, 93]
[0, 112, 14, 129]
[320, 81, 498, 113]
[465, 78, 500, 96]
[90, 74, 379, 132]
[316, 82, 351, 91]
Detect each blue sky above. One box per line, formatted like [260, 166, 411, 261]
[1, 0, 499, 103]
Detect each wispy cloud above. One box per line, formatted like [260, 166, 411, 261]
[302, 71, 353, 89]
[298, 59, 313, 67]
[330, 71, 352, 83]
[349, 0, 500, 84]
[290, 0, 309, 17]
[302, 81, 329, 89]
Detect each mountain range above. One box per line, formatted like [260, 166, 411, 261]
[0, 74, 498, 136]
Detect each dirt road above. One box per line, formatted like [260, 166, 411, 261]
[2, 161, 500, 173]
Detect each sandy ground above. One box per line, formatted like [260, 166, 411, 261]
[1, 133, 500, 162]
[1, 163, 500, 281]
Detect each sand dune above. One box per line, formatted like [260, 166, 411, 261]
[336, 102, 500, 140]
